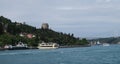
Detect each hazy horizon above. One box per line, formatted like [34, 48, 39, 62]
[0, 0, 120, 38]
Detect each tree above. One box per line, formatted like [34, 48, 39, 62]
[0, 22, 3, 35]
[81, 38, 89, 45]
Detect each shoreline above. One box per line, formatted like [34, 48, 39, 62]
[0, 47, 38, 51]
[0, 45, 90, 51]
[59, 45, 90, 48]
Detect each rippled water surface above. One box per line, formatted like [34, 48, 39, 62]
[0, 45, 120, 64]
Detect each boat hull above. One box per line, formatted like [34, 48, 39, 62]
[37, 47, 58, 49]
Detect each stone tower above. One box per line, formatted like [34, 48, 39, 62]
[41, 23, 49, 29]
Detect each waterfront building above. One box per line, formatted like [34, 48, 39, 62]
[19, 33, 35, 38]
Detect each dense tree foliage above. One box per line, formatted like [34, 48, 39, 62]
[0, 16, 88, 47]
[0, 22, 3, 35]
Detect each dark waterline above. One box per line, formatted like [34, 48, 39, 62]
[0, 45, 120, 64]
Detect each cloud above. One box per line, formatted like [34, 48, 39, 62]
[56, 6, 91, 10]
[105, 0, 111, 2]
[57, 7, 73, 10]
[96, 0, 111, 3]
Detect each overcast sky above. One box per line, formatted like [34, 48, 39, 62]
[0, 0, 120, 38]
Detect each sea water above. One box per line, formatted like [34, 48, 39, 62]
[0, 45, 120, 64]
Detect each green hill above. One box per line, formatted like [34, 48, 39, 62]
[0, 16, 88, 47]
[90, 37, 120, 44]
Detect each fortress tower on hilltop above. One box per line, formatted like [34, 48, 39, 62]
[41, 23, 49, 29]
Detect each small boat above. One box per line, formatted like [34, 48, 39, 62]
[102, 43, 110, 46]
[96, 41, 101, 45]
[4, 42, 28, 50]
[37, 42, 59, 49]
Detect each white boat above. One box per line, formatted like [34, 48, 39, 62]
[102, 43, 110, 46]
[96, 41, 101, 45]
[37, 42, 59, 49]
[4, 42, 28, 50]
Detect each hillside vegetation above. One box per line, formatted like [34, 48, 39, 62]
[90, 37, 120, 44]
[0, 16, 88, 47]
